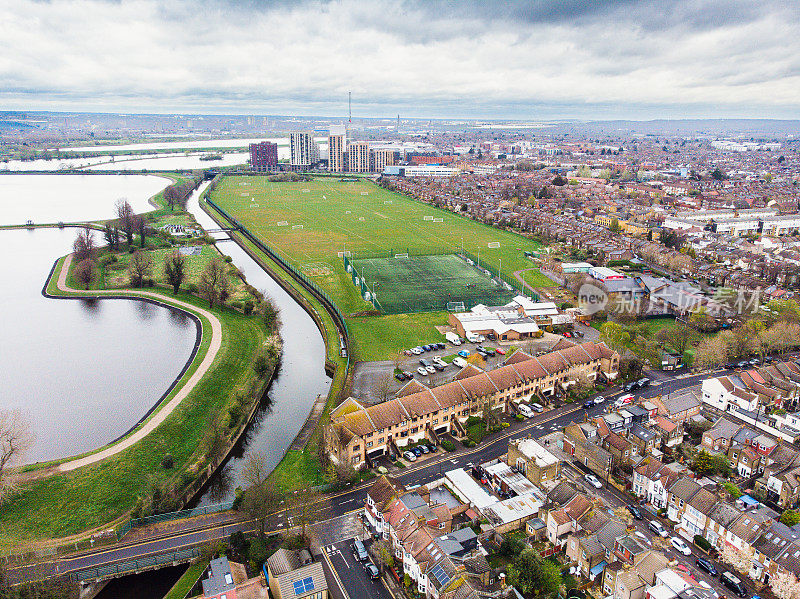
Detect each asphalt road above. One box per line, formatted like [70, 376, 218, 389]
[11, 365, 741, 585]
[323, 539, 393, 599]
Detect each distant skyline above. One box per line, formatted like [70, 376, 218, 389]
[3, 0, 800, 120]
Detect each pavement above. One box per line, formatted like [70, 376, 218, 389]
[10, 364, 747, 586]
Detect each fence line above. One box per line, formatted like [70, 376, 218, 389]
[204, 197, 350, 348]
[73, 548, 200, 582]
[129, 501, 235, 529]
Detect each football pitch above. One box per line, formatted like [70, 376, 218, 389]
[210, 176, 550, 314]
[350, 253, 518, 315]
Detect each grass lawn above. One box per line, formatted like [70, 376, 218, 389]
[269, 450, 327, 491]
[0, 278, 269, 548]
[163, 557, 210, 599]
[209, 176, 552, 360]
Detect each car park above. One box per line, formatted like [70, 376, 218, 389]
[452, 357, 467, 368]
[720, 572, 747, 597]
[584, 474, 602, 488]
[458, 350, 470, 358]
[411, 347, 423, 355]
[671, 537, 691, 555]
[593, 396, 605, 404]
[531, 403, 544, 412]
[517, 404, 535, 418]
[416, 367, 428, 376]
[696, 558, 717, 576]
[649, 520, 669, 537]
[395, 372, 407, 381]
[425, 365, 436, 374]
[626, 505, 642, 520]
[403, 450, 417, 462]
[495, 347, 506, 355]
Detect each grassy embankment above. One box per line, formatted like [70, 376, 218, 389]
[163, 557, 211, 599]
[0, 182, 274, 550]
[209, 176, 552, 362]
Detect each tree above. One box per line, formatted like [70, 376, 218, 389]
[127, 249, 153, 287]
[163, 251, 187, 294]
[288, 487, 323, 542]
[781, 509, 800, 527]
[656, 321, 697, 356]
[240, 450, 280, 539]
[694, 336, 728, 369]
[373, 539, 395, 571]
[115, 198, 135, 247]
[260, 297, 282, 334]
[711, 167, 727, 181]
[72, 227, 96, 262]
[718, 542, 752, 574]
[773, 571, 800, 599]
[599, 322, 631, 352]
[507, 550, 563, 598]
[198, 256, 230, 308]
[137, 215, 147, 248]
[103, 223, 120, 251]
[692, 450, 716, 476]
[619, 356, 643, 381]
[0, 409, 34, 504]
[609, 218, 621, 234]
[74, 258, 95, 290]
[372, 373, 395, 403]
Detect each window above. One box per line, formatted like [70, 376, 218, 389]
[353, 446, 360, 452]
[366, 441, 373, 448]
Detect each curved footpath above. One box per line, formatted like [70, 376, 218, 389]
[49, 253, 223, 473]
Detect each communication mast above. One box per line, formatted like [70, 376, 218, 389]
[348, 91, 352, 123]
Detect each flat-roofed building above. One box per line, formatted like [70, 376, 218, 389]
[373, 148, 395, 173]
[249, 141, 278, 172]
[289, 131, 319, 169]
[348, 141, 370, 173]
[327, 125, 346, 172]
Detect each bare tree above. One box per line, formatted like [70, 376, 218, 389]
[372, 373, 395, 403]
[0, 410, 34, 503]
[693, 336, 728, 369]
[136, 215, 147, 248]
[240, 450, 280, 539]
[72, 227, 96, 262]
[163, 251, 187, 294]
[199, 256, 230, 308]
[127, 250, 153, 287]
[288, 487, 323, 542]
[75, 258, 95, 290]
[773, 571, 800, 599]
[655, 320, 697, 356]
[115, 198, 135, 247]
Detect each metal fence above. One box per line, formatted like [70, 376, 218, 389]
[204, 197, 351, 348]
[73, 547, 200, 582]
[459, 249, 539, 301]
[130, 500, 235, 529]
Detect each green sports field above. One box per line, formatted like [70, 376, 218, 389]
[209, 176, 553, 358]
[350, 253, 518, 315]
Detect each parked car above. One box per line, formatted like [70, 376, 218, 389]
[563, 332, 572, 338]
[531, 403, 544, 412]
[649, 520, 669, 537]
[584, 474, 602, 489]
[432, 356, 446, 366]
[720, 572, 747, 597]
[423, 344, 433, 352]
[615, 393, 634, 406]
[437, 342, 446, 349]
[495, 347, 506, 355]
[395, 372, 406, 381]
[433, 363, 446, 371]
[419, 445, 430, 454]
[476, 345, 487, 354]
[624, 381, 638, 392]
[517, 404, 535, 418]
[637, 378, 651, 388]
[626, 505, 642, 520]
[671, 537, 691, 555]
[403, 450, 417, 462]
[412, 447, 423, 456]
[736, 360, 749, 368]
[483, 347, 497, 356]
[425, 365, 436, 374]
[583, 400, 594, 409]
[420, 358, 431, 367]
[353, 539, 369, 562]
[452, 357, 468, 368]
[458, 350, 470, 358]
[573, 330, 584, 338]
[748, 358, 759, 366]
[416, 367, 428, 376]
[696, 557, 718, 576]
[403, 349, 412, 356]
[593, 396, 605, 405]
[411, 346, 423, 355]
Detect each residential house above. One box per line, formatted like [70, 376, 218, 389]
[507, 437, 561, 488]
[265, 550, 328, 599]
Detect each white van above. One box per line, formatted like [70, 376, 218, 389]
[466, 332, 485, 343]
[452, 357, 468, 368]
[445, 332, 462, 345]
[517, 404, 535, 418]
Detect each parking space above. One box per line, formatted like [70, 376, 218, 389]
[324, 539, 393, 599]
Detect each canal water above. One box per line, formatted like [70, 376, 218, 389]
[185, 184, 331, 503]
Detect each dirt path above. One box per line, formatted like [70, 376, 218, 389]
[48, 253, 223, 473]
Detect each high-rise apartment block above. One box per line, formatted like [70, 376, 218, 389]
[249, 141, 278, 172]
[328, 125, 346, 172]
[347, 142, 370, 173]
[373, 149, 396, 173]
[289, 132, 319, 168]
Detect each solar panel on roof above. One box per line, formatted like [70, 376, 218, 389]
[431, 564, 450, 586]
[293, 577, 315, 595]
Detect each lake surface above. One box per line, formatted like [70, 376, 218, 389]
[60, 138, 288, 152]
[0, 173, 167, 225]
[87, 152, 249, 171]
[0, 228, 198, 463]
[186, 185, 331, 503]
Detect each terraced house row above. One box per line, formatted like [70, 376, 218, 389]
[325, 341, 619, 467]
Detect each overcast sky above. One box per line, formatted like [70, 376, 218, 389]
[2, 0, 800, 120]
